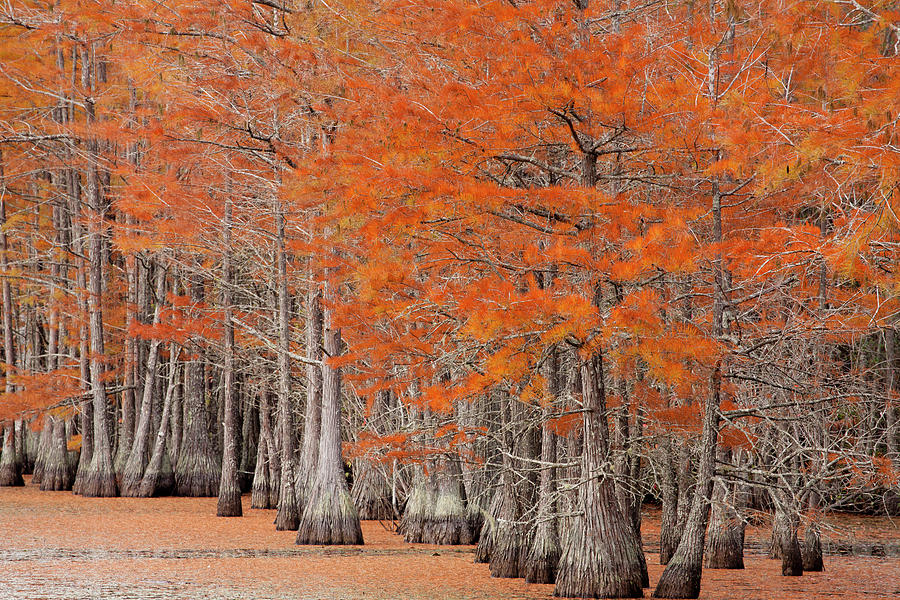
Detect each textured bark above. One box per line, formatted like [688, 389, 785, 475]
[802, 516, 824, 572]
[555, 352, 644, 599]
[0, 424, 24, 486]
[489, 471, 525, 579]
[273, 203, 299, 530]
[138, 354, 179, 497]
[770, 491, 803, 576]
[113, 256, 138, 482]
[80, 50, 116, 498]
[296, 321, 363, 545]
[475, 488, 502, 563]
[217, 196, 242, 518]
[704, 474, 744, 569]
[296, 281, 323, 510]
[175, 334, 220, 496]
[351, 458, 394, 520]
[239, 392, 257, 493]
[31, 419, 52, 486]
[251, 426, 274, 509]
[658, 437, 682, 565]
[39, 418, 72, 491]
[652, 368, 722, 599]
[425, 458, 472, 545]
[400, 465, 432, 543]
[525, 398, 560, 584]
[0, 183, 22, 488]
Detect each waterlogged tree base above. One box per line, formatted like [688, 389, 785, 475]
[524, 524, 560, 584]
[554, 518, 644, 598]
[217, 478, 243, 517]
[705, 527, 744, 569]
[296, 487, 364, 545]
[175, 468, 220, 498]
[424, 491, 472, 545]
[474, 513, 496, 563]
[489, 521, 524, 578]
[652, 556, 702, 599]
[802, 526, 824, 572]
[79, 466, 118, 498]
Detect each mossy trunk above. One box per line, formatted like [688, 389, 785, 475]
[489, 473, 525, 579]
[40, 418, 72, 491]
[475, 487, 503, 563]
[296, 322, 363, 545]
[400, 465, 432, 543]
[652, 368, 722, 599]
[425, 458, 472, 545]
[555, 352, 644, 599]
[0, 423, 24, 486]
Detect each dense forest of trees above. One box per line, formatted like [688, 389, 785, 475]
[0, 0, 898, 597]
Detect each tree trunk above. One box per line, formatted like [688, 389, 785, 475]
[524, 383, 560, 583]
[80, 45, 116, 497]
[296, 307, 363, 545]
[139, 353, 179, 497]
[296, 278, 323, 510]
[652, 367, 722, 599]
[0, 180, 23, 488]
[31, 419, 52, 486]
[554, 351, 644, 599]
[658, 436, 682, 564]
[175, 275, 220, 497]
[704, 453, 744, 569]
[217, 196, 242, 517]
[39, 418, 72, 491]
[274, 203, 299, 530]
[771, 490, 803, 576]
[0, 424, 24, 486]
[802, 490, 824, 572]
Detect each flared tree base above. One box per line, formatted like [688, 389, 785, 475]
[217, 482, 243, 517]
[802, 526, 824, 572]
[524, 526, 560, 584]
[652, 556, 702, 599]
[79, 466, 118, 497]
[296, 484, 363, 545]
[175, 469, 220, 497]
[0, 463, 24, 487]
[705, 527, 744, 569]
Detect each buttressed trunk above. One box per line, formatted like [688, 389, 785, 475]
[40, 418, 72, 491]
[704, 451, 745, 570]
[175, 340, 220, 496]
[0, 423, 24, 486]
[296, 317, 363, 545]
[554, 351, 644, 599]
